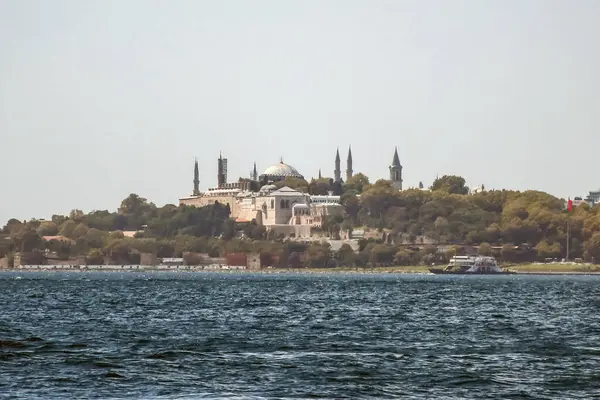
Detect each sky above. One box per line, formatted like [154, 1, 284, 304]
[1, 0, 599, 223]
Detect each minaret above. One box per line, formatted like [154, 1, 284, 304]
[252, 162, 258, 181]
[346, 146, 353, 181]
[318, 169, 322, 179]
[334, 148, 341, 182]
[389, 146, 403, 190]
[193, 158, 200, 195]
[217, 152, 228, 188]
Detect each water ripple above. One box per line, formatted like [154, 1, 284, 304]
[1, 272, 599, 399]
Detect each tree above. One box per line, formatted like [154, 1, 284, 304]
[501, 244, 517, 262]
[344, 173, 370, 194]
[370, 244, 396, 266]
[13, 228, 43, 252]
[478, 242, 492, 256]
[585, 232, 600, 263]
[86, 249, 104, 265]
[306, 243, 331, 267]
[340, 193, 360, 222]
[430, 175, 469, 195]
[36, 221, 59, 237]
[51, 215, 68, 227]
[336, 244, 356, 266]
[308, 178, 332, 195]
[3, 219, 23, 235]
[119, 194, 149, 215]
[72, 223, 89, 239]
[58, 220, 77, 238]
[394, 249, 413, 266]
[274, 177, 309, 193]
[535, 240, 561, 260]
[221, 219, 236, 240]
[69, 209, 85, 221]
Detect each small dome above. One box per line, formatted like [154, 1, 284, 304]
[260, 162, 304, 180]
[260, 184, 278, 192]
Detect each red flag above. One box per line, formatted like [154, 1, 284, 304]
[567, 198, 573, 212]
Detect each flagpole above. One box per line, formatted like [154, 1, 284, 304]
[566, 197, 572, 261]
[566, 219, 570, 261]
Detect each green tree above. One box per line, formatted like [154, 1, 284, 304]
[3, 219, 23, 235]
[370, 244, 396, 266]
[72, 223, 89, 239]
[344, 173, 370, 194]
[478, 242, 492, 256]
[394, 249, 413, 266]
[336, 243, 356, 266]
[501, 244, 517, 262]
[58, 220, 77, 238]
[36, 221, 59, 236]
[86, 249, 104, 264]
[430, 175, 469, 195]
[308, 178, 332, 195]
[274, 177, 310, 193]
[69, 209, 85, 221]
[13, 228, 44, 252]
[85, 228, 106, 249]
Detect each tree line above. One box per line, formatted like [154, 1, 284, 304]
[1, 173, 599, 266]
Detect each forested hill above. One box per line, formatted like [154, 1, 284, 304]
[2, 175, 599, 266]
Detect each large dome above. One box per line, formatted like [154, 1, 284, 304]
[260, 162, 304, 181]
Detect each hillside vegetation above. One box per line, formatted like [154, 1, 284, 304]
[2, 175, 599, 267]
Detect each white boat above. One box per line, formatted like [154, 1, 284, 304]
[430, 256, 514, 274]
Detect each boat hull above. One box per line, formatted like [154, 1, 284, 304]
[429, 269, 516, 275]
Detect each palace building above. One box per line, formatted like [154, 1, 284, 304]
[179, 147, 402, 237]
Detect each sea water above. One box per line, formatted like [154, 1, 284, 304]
[1, 272, 599, 399]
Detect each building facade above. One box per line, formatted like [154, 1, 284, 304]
[180, 147, 403, 236]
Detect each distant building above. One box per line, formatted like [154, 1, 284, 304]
[585, 190, 600, 206]
[389, 146, 403, 190]
[179, 147, 403, 237]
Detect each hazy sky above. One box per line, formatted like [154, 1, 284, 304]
[1, 0, 599, 223]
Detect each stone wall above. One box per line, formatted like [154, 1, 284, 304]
[180, 193, 240, 218]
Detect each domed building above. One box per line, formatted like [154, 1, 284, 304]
[259, 159, 304, 183]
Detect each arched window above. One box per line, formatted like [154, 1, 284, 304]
[280, 199, 285, 208]
[285, 200, 290, 208]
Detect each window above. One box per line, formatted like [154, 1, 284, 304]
[285, 200, 290, 208]
[280, 199, 285, 208]
[271, 199, 274, 209]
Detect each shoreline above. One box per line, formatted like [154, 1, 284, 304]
[2, 266, 600, 276]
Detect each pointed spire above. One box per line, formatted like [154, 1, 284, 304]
[346, 145, 353, 181]
[193, 158, 200, 195]
[252, 161, 258, 181]
[392, 146, 401, 166]
[334, 148, 341, 182]
[280, 156, 283, 163]
[389, 146, 402, 190]
[318, 169, 322, 179]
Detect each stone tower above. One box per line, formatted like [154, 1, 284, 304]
[217, 152, 227, 188]
[346, 146, 353, 182]
[389, 146, 403, 190]
[193, 158, 200, 195]
[334, 148, 341, 182]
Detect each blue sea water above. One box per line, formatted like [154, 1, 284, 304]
[1, 271, 600, 399]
